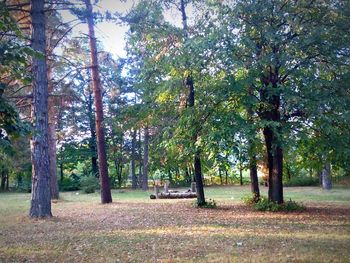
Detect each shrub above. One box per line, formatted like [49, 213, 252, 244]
[242, 194, 260, 205]
[59, 177, 80, 191]
[282, 199, 305, 212]
[253, 196, 280, 212]
[193, 198, 217, 209]
[80, 176, 99, 194]
[246, 196, 305, 212]
[284, 176, 319, 187]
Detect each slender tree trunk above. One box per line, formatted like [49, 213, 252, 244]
[138, 129, 143, 188]
[87, 88, 98, 177]
[180, 0, 206, 206]
[47, 66, 59, 200]
[5, 173, 9, 191]
[219, 169, 223, 185]
[321, 163, 332, 190]
[239, 164, 243, 186]
[225, 170, 228, 185]
[29, 0, 52, 218]
[1, 171, 6, 191]
[131, 129, 137, 189]
[142, 127, 149, 191]
[249, 156, 260, 200]
[85, 0, 112, 203]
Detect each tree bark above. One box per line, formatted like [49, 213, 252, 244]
[29, 0, 52, 218]
[47, 66, 59, 200]
[85, 0, 112, 203]
[142, 127, 149, 191]
[263, 126, 283, 204]
[138, 129, 143, 188]
[87, 87, 98, 177]
[321, 163, 332, 190]
[1, 171, 6, 191]
[249, 156, 260, 200]
[131, 129, 137, 189]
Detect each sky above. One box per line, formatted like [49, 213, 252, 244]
[60, 0, 188, 59]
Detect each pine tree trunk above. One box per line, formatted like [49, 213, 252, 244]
[142, 127, 149, 191]
[85, 0, 112, 203]
[131, 129, 137, 189]
[29, 0, 52, 218]
[87, 88, 98, 177]
[322, 163, 332, 190]
[47, 66, 59, 200]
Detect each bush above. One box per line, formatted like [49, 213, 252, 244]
[80, 176, 99, 194]
[254, 196, 280, 212]
[284, 176, 319, 187]
[245, 196, 305, 212]
[193, 198, 217, 209]
[282, 199, 305, 212]
[242, 194, 260, 205]
[59, 177, 80, 191]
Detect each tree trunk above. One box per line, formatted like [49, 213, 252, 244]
[225, 170, 228, 185]
[47, 66, 59, 200]
[219, 169, 223, 185]
[321, 163, 332, 190]
[138, 129, 143, 188]
[85, 0, 112, 203]
[131, 129, 137, 189]
[263, 126, 283, 204]
[87, 88, 98, 177]
[1, 171, 6, 191]
[142, 127, 149, 191]
[194, 151, 205, 206]
[239, 164, 243, 186]
[249, 156, 260, 200]
[180, 0, 206, 206]
[29, 0, 52, 218]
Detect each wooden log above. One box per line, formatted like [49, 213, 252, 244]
[157, 192, 197, 199]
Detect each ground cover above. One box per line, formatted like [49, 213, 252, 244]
[0, 186, 349, 262]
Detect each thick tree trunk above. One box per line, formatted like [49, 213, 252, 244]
[29, 0, 52, 218]
[142, 127, 149, 191]
[85, 0, 112, 203]
[47, 66, 59, 200]
[194, 151, 205, 206]
[263, 126, 283, 204]
[131, 129, 137, 189]
[321, 163, 332, 190]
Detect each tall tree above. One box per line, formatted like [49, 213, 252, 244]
[29, 0, 52, 218]
[179, 0, 206, 206]
[85, 0, 112, 203]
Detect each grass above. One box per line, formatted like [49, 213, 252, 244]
[0, 185, 349, 262]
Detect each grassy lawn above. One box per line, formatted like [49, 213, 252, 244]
[0, 186, 349, 262]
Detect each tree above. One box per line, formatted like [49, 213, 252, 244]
[29, 0, 52, 218]
[84, 0, 112, 203]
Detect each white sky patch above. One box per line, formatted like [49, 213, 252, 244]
[59, 0, 190, 58]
